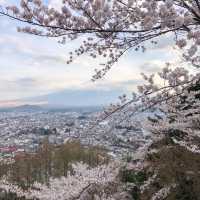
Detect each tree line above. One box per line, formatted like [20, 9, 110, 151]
[0, 139, 109, 189]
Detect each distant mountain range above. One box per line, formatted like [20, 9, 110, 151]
[0, 104, 42, 112]
[0, 88, 123, 111]
[13, 104, 43, 112]
[0, 104, 102, 113]
[28, 88, 122, 107]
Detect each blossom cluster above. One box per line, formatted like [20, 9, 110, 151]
[0, 162, 120, 200]
[1, 0, 200, 79]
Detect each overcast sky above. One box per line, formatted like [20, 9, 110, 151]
[0, 0, 182, 107]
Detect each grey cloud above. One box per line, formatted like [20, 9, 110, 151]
[14, 78, 38, 87]
[140, 62, 162, 73]
[0, 78, 39, 92]
[0, 77, 51, 100]
[0, 34, 66, 66]
[33, 54, 66, 64]
[88, 79, 144, 96]
[118, 79, 143, 86]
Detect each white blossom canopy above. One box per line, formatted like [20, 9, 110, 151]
[1, 0, 200, 80]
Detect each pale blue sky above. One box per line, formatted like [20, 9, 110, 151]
[0, 0, 180, 107]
